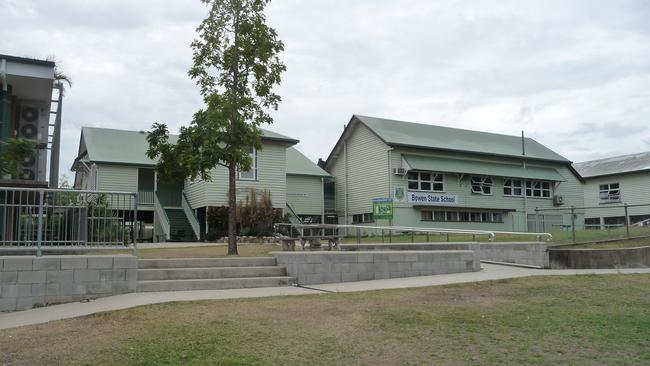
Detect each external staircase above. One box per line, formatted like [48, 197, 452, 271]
[136, 257, 295, 292]
[165, 208, 196, 242]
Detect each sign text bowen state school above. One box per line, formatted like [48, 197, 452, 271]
[407, 191, 459, 206]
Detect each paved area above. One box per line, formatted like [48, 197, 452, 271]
[2, 264, 649, 331]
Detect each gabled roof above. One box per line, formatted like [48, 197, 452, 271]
[73, 126, 298, 167]
[574, 151, 650, 178]
[286, 147, 330, 177]
[354, 115, 570, 163]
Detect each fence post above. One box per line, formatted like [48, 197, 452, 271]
[426, 232, 430, 242]
[411, 231, 415, 243]
[36, 190, 44, 257]
[356, 227, 360, 244]
[571, 206, 577, 244]
[132, 193, 138, 256]
[624, 203, 630, 238]
[389, 229, 392, 243]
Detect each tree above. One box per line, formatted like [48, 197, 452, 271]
[0, 138, 36, 179]
[146, 0, 285, 255]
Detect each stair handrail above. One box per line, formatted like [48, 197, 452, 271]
[285, 203, 303, 237]
[154, 192, 171, 241]
[181, 191, 201, 240]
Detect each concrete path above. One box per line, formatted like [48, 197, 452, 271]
[2, 264, 649, 331]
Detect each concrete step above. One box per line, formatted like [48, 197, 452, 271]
[137, 266, 287, 281]
[136, 276, 296, 292]
[138, 257, 277, 269]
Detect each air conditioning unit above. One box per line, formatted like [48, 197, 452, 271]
[553, 195, 565, 206]
[392, 167, 407, 176]
[16, 101, 48, 182]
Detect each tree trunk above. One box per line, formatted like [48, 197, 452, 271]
[228, 163, 238, 255]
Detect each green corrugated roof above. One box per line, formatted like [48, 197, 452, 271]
[402, 155, 566, 181]
[286, 147, 330, 177]
[79, 127, 298, 166]
[356, 115, 570, 163]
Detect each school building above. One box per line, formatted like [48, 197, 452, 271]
[72, 127, 328, 241]
[573, 151, 650, 228]
[323, 115, 585, 232]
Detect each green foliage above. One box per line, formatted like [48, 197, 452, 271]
[146, 0, 286, 253]
[0, 138, 36, 179]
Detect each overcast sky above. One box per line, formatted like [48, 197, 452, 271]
[2, 0, 650, 182]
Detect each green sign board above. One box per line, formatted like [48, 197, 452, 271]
[372, 198, 394, 220]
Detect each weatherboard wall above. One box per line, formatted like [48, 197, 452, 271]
[327, 123, 583, 232]
[582, 172, 650, 220]
[327, 123, 390, 224]
[184, 141, 288, 209]
[96, 165, 138, 193]
[286, 175, 324, 216]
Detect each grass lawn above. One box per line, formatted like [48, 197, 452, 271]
[94, 243, 279, 258]
[2, 274, 649, 365]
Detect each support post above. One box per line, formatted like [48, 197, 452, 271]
[571, 206, 577, 244]
[535, 207, 540, 233]
[132, 193, 138, 256]
[36, 190, 44, 256]
[624, 203, 630, 238]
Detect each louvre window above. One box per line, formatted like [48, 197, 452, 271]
[471, 176, 493, 195]
[599, 183, 621, 203]
[420, 210, 504, 223]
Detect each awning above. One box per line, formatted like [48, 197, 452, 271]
[402, 155, 566, 181]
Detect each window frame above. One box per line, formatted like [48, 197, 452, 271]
[407, 171, 444, 192]
[237, 148, 258, 181]
[470, 176, 493, 195]
[503, 178, 523, 197]
[599, 182, 621, 203]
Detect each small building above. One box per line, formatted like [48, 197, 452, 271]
[573, 151, 650, 228]
[285, 147, 331, 224]
[324, 115, 584, 233]
[72, 126, 328, 241]
[0, 54, 63, 187]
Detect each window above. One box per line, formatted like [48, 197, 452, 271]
[407, 171, 443, 191]
[352, 213, 373, 224]
[525, 180, 551, 198]
[420, 210, 504, 223]
[503, 179, 523, 196]
[599, 183, 621, 203]
[421, 211, 433, 221]
[238, 148, 257, 180]
[471, 176, 493, 195]
[505, 178, 551, 198]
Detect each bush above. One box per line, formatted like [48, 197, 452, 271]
[238, 188, 282, 237]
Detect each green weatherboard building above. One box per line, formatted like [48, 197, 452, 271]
[72, 127, 329, 242]
[323, 115, 585, 233]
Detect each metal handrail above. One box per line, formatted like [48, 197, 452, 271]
[153, 193, 171, 241]
[273, 223, 554, 241]
[2, 186, 138, 195]
[181, 192, 201, 240]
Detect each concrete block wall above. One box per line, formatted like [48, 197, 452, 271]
[479, 242, 549, 268]
[549, 246, 650, 269]
[271, 250, 479, 285]
[0, 255, 137, 312]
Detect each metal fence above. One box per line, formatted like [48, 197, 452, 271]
[275, 223, 553, 245]
[534, 202, 650, 243]
[0, 187, 138, 255]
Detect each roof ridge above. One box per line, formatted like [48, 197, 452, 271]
[354, 114, 539, 141]
[575, 150, 650, 165]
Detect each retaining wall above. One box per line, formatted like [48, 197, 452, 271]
[0, 255, 137, 312]
[479, 242, 549, 268]
[271, 250, 479, 285]
[549, 246, 650, 269]
[340, 242, 479, 252]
